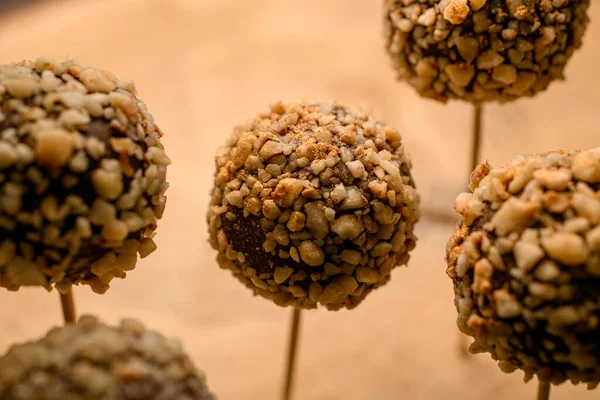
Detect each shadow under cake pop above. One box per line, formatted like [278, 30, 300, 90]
[0, 57, 170, 294]
[0, 315, 215, 400]
[383, 0, 590, 103]
[207, 101, 420, 310]
[446, 149, 600, 388]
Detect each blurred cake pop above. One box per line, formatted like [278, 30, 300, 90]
[207, 101, 420, 310]
[446, 149, 600, 387]
[383, 0, 590, 102]
[0, 57, 170, 294]
[0, 315, 215, 400]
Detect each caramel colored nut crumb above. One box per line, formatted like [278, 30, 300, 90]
[446, 148, 600, 387]
[383, 0, 590, 103]
[0, 57, 169, 293]
[0, 316, 215, 400]
[207, 101, 420, 310]
[444, 0, 470, 25]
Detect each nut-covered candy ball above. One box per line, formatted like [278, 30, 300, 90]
[383, 0, 590, 102]
[207, 101, 420, 310]
[0, 58, 169, 294]
[446, 149, 600, 387]
[0, 315, 215, 400]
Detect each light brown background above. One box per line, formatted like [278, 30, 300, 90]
[0, 0, 599, 399]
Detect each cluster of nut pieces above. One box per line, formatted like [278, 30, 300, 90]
[383, 0, 590, 102]
[207, 101, 420, 310]
[0, 57, 170, 293]
[446, 149, 600, 387]
[0, 316, 215, 400]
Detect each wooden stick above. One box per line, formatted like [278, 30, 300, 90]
[282, 308, 302, 400]
[470, 103, 483, 174]
[537, 381, 550, 400]
[59, 290, 76, 325]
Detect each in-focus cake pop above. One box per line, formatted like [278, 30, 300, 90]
[446, 149, 600, 387]
[0, 315, 215, 399]
[207, 101, 420, 310]
[383, 0, 590, 102]
[0, 57, 170, 294]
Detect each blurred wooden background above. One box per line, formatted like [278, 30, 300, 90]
[0, 0, 599, 399]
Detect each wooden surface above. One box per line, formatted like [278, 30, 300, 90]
[0, 0, 599, 399]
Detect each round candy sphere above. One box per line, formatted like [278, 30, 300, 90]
[207, 101, 420, 310]
[447, 149, 600, 387]
[383, 0, 590, 102]
[0, 58, 170, 293]
[0, 316, 215, 400]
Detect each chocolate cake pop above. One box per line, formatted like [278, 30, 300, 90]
[0, 57, 169, 294]
[383, 0, 590, 102]
[0, 315, 215, 400]
[207, 101, 420, 310]
[446, 149, 600, 387]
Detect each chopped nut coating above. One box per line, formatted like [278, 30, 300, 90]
[383, 0, 590, 102]
[208, 102, 420, 310]
[447, 149, 600, 387]
[0, 58, 169, 293]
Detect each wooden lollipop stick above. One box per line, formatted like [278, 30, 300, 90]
[59, 290, 76, 325]
[471, 103, 483, 174]
[459, 103, 484, 357]
[283, 308, 302, 400]
[537, 381, 551, 400]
